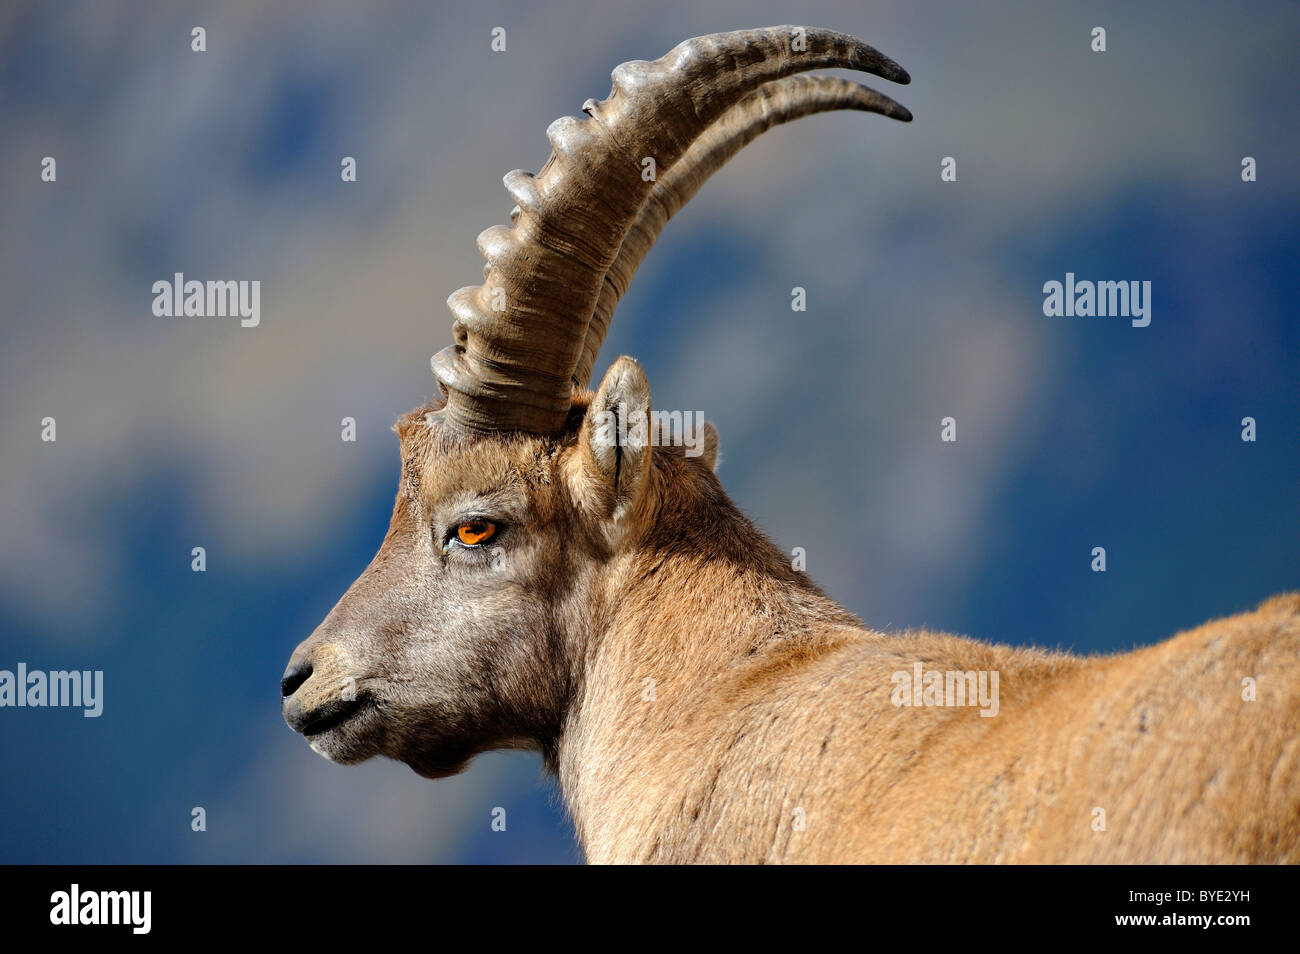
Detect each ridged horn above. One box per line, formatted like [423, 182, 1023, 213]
[431, 26, 910, 434]
[571, 74, 912, 390]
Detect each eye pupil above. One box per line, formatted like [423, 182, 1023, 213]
[456, 520, 496, 546]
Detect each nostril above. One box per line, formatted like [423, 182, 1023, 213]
[281, 661, 312, 698]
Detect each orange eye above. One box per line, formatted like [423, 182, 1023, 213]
[456, 519, 497, 546]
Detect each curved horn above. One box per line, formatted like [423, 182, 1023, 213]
[572, 74, 912, 390]
[431, 26, 910, 434]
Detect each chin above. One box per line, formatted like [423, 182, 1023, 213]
[304, 712, 385, 765]
[307, 735, 378, 765]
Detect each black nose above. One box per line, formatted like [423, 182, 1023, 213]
[281, 661, 312, 698]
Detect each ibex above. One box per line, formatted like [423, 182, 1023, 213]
[281, 26, 1300, 863]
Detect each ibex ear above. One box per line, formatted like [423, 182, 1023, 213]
[699, 421, 720, 472]
[580, 356, 653, 520]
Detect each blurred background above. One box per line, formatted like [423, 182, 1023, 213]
[0, 0, 1296, 863]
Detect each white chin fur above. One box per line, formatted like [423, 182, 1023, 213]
[308, 738, 339, 762]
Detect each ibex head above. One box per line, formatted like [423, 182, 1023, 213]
[281, 27, 910, 780]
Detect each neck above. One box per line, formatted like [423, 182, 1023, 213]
[554, 461, 864, 861]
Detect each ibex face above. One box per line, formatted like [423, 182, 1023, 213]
[282, 359, 717, 778]
[279, 415, 575, 778]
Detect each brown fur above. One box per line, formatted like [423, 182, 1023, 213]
[283, 360, 1300, 863]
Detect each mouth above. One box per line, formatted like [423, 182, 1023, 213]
[294, 697, 368, 737]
